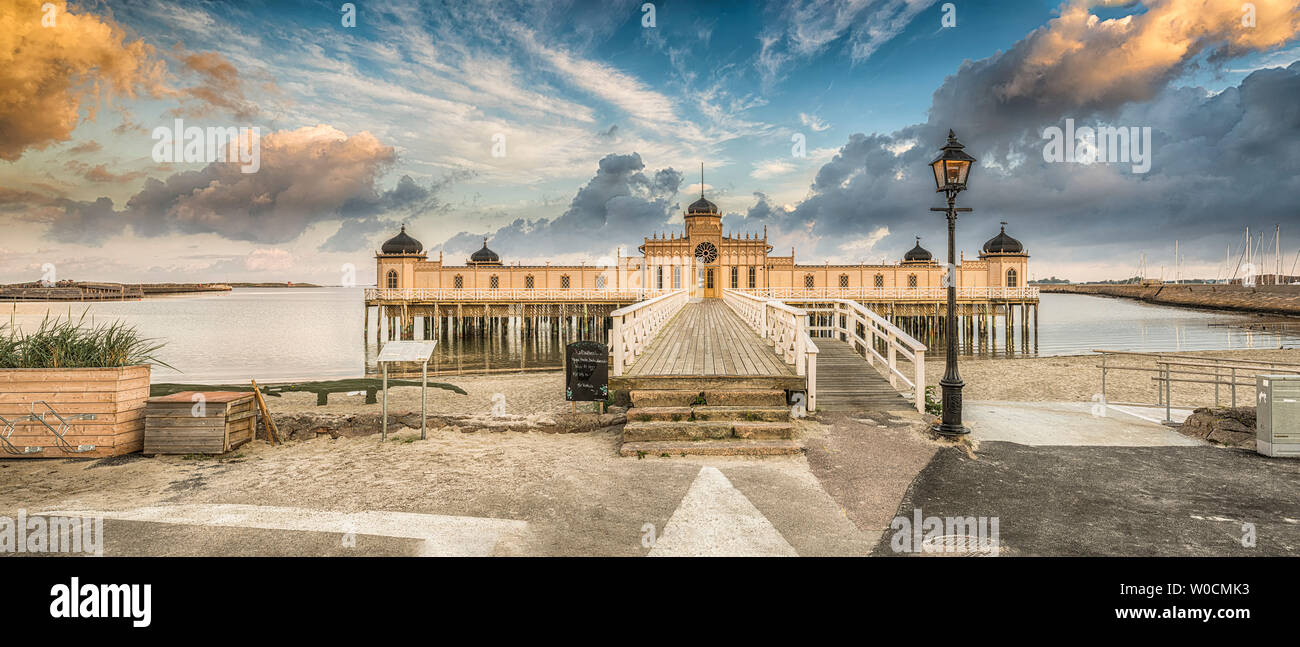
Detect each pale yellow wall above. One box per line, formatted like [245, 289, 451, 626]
[374, 219, 1029, 290]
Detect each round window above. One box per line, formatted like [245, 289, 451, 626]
[694, 241, 718, 264]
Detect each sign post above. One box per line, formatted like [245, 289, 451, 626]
[375, 340, 438, 441]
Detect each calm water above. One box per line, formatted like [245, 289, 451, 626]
[2, 289, 1295, 383]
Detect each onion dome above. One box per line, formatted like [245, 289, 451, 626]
[687, 196, 718, 215]
[381, 225, 423, 254]
[904, 236, 933, 262]
[982, 222, 1024, 254]
[469, 237, 500, 264]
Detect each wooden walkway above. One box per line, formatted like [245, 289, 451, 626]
[626, 300, 794, 377]
[813, 340, 912, 411]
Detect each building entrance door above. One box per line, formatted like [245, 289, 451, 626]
[697, 266, 718, 298]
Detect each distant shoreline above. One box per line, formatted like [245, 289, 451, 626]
[1039, 283, 1300, 317]
[0, 280, 322, 301]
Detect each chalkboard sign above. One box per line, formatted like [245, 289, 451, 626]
[565, 341, 609, 402]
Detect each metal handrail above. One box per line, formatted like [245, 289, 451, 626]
[1094, 349, 1300, 423]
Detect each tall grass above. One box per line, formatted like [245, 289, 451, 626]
[0, 310, 171, 369]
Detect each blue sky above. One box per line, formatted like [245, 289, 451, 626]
[2, 0, 1298, 283]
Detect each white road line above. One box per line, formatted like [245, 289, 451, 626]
[648, 466, 798, 557]
[39, 504, 526, 557]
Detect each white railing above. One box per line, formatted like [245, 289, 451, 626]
[365, 287, 665, 301]
[609, 290, 689, 376]
[802, 300, 928, 413]
[737, 286, 1039, 300]
[722, 289, 819, 412]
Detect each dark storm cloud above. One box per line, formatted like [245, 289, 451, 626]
[437, 152, 683, 259]
[737, 0, 1300, 270]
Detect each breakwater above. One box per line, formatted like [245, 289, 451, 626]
[1039, 283, 1300, 316]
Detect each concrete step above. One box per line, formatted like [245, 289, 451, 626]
[703, 389, 787, 407]
[623, 420, 794, 441]
[630, 390, 706, 408]
[619, 439, 803, 457]
[626, 406, 790, 423]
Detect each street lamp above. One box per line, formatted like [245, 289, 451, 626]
[928, 130, 975, 436]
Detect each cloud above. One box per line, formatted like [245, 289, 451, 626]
[757, 0, 939, 84]
[168, 47, 260, 120]
[66, 141, 103, 155]
[243, 248, 294, 272]
[49, 125, 454, 246]
[435, 152, 683, 260]
[752, 0, 1300, 269]
[0, 0, 167, 160]
[799, 112, 831, 132]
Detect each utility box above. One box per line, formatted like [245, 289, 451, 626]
[1256, 375, 1300, 458]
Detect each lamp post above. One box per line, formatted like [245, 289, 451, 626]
[928, 130, 975, 436]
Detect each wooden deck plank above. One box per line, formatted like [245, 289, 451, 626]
[812, 339, 912, 410]
[626, 300, 794, 377]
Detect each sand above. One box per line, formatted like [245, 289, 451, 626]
[269, 372, 573, 417]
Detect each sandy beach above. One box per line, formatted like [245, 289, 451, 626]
[252, 347, 1300, 421]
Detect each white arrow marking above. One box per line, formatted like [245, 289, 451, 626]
[39, 504, 525, 557]
[648, 466, 797, 557]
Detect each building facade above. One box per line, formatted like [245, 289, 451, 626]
[374, 194, 1030, 298]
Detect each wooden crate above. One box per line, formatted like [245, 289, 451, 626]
[143, 392, 257, 455]
[0, 365, 150, 459]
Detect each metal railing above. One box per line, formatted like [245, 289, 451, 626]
[609, 290, 689, 376]
[736, 286, 1039, 300]
[801, 300, 928, 412]
[1095, 350, 1300, 423]
[723, 289, 819, 412]
[365, 287, 663, 301]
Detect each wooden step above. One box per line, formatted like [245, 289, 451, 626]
[619, 439, 803, 457]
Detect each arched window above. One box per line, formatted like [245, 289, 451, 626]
[489, 275, 499, 289]
[1007, 268, 1018, 288]
[453, 275, 464, 289]
[748, 267, 756, 288]
[656, 267, 663, 290]
[561, 275, 571, 289]
[804, 274, 815, 288]
[385, 270, 398, 289]
[907, 274, 918, 288]
[525, 275, 535, 289]
[730, 266, 739, 289]
[874, 273, 884, 288]
[838, 274, 849, 288]
[596, 274, 607, 289]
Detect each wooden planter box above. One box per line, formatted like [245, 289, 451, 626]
[0, 365, 150, 459]
[143, 392, 256, 455]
